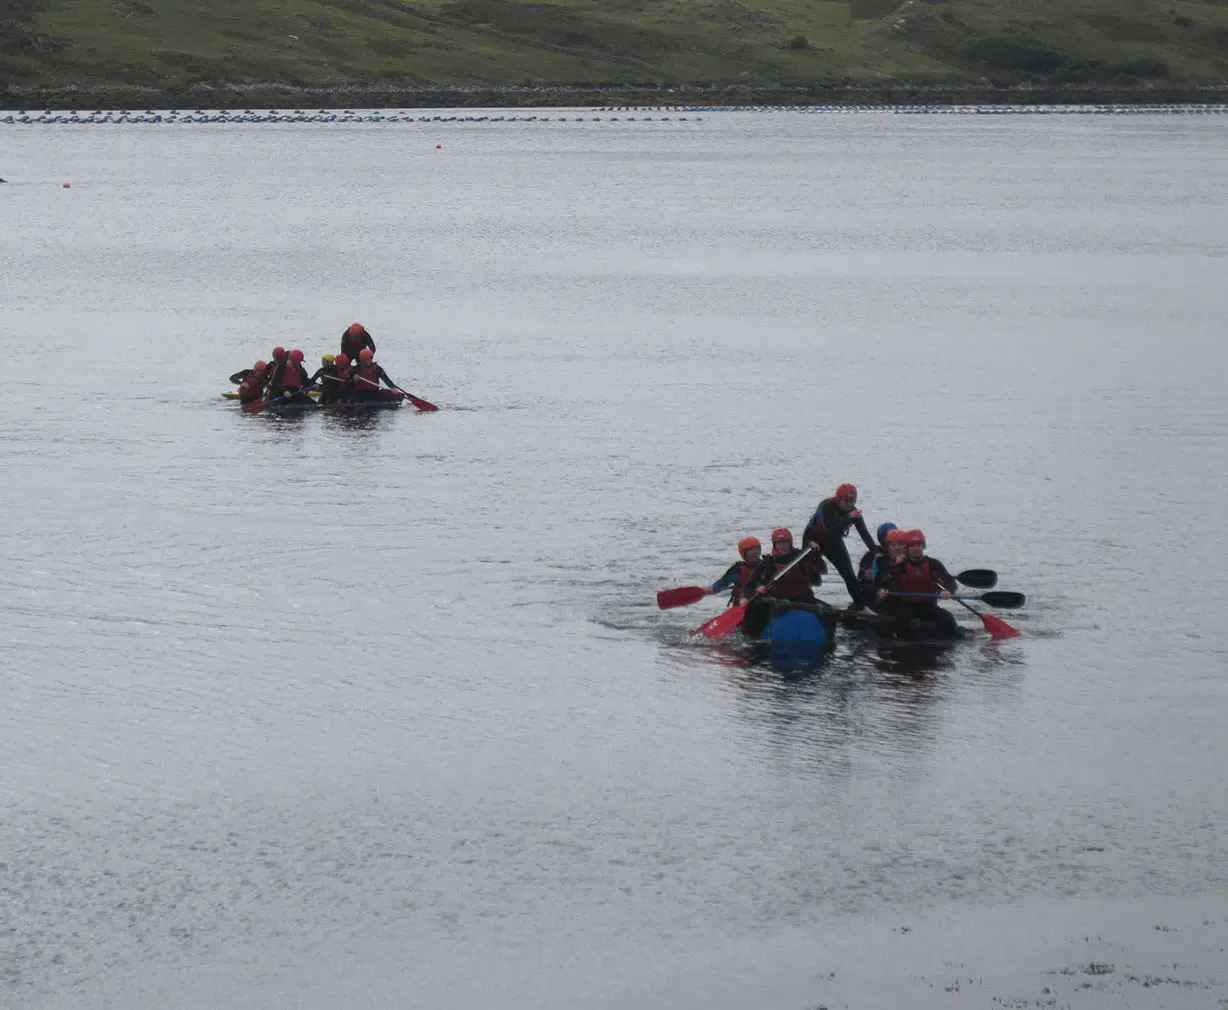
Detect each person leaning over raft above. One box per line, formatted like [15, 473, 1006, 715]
[877, 529, 960, 637]
[235, 360, 269, 404]
[746, 528, 828, 605]
[803, 483, 878, 610]
[340, 322, 376, 362]
[707, 537, 763, 606]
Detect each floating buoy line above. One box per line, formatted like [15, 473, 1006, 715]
[0, 108, 701, 125]
[2, 104, 1225, 125]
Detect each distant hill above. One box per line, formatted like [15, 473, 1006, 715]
[3, 0, 1227, 101]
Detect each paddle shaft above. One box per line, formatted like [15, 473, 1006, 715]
[758, 545, 815, 594]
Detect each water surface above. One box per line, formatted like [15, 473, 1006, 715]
[2, 111, 1226, 1008]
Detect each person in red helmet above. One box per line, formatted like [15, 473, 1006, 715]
[234, 360, 269, 404]
[803, 482, 878, 610]
[877, 529, 960, 637]
[267, 348, 312, 403]
[747, 527, 827, 604]
[706, 536, 763, 606]
[340, 322, 376, 362]
[351, 347, 401, 401]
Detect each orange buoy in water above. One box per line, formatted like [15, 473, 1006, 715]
[435, 144, 441, 149]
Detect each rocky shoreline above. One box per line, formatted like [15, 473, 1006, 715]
[4, 80, 1228, 110]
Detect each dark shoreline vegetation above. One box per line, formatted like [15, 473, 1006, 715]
[3, 0, 1228, 110]
[5, 82, 1228, 111]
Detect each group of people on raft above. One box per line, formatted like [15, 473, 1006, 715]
[229, 324, 406, 406]
[706, 483, 962, 637]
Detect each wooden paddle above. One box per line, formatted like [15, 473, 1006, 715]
[691, 547, 814, 640]
[657, 586, 708, 610]
[354, 374, 438, 412]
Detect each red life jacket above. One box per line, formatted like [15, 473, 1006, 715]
[729, 560, 758, 605]
[237, 369, 265, 401]
[763, 551, 815, 600]
[894, 559, 941, 596]
[280, 362, 303, 391]
[356, 362, 380, 387]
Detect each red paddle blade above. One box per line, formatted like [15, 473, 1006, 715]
[241, 399, 268, 414]
[691, 603, 748, 640]
[658, 586, 707, 610]
[979, 613, 1020, 640]
[405, 393, 438, 412]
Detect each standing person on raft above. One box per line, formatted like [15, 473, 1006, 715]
[803, 483, 878, 610]
[340, 323, 376, 362]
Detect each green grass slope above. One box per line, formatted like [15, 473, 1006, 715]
[3, 0, 1228, 93]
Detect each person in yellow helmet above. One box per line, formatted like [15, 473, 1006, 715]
[310, 353, 343, 404]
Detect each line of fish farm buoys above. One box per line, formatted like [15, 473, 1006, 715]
[3, 104, 1226, 125]
[0, 110, 701, 125]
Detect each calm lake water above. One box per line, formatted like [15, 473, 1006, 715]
[2, 111, 1226, 1009]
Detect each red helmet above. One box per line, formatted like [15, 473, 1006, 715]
[771, 527, 793, 545]
[288, 348, 304, 362]
[358, 348, 374, 362]
[347, 323, 364, 337]
[253, 360, 267, 371]
[904, 529, 926, 548]
[272, 346, 286, 360]
[836, 483, 858, 504]
[885, 529, 908, 545]
[335, 353, 350, 368]
[737, 536, 761, 559]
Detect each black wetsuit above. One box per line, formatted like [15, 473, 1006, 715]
[310, 365, 343, 403]
[340, 327, 377, 361]
[803, 498, 877, 608]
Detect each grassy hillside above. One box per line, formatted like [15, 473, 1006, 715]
[3, 0, 1228, 96]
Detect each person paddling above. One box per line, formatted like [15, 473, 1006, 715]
[803, 483, 878, 610]
[877, 529, 960, 637]
[869, 528, 909, 611]
[310, 354, 342, 403]
[267, 348, 312, 403]
[340, 322, 376, 362]
[235, 360, 269, 404]
[706, 537, 763, 607]
[747, 528, 828, 604]
[351, 348, 401, 401]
